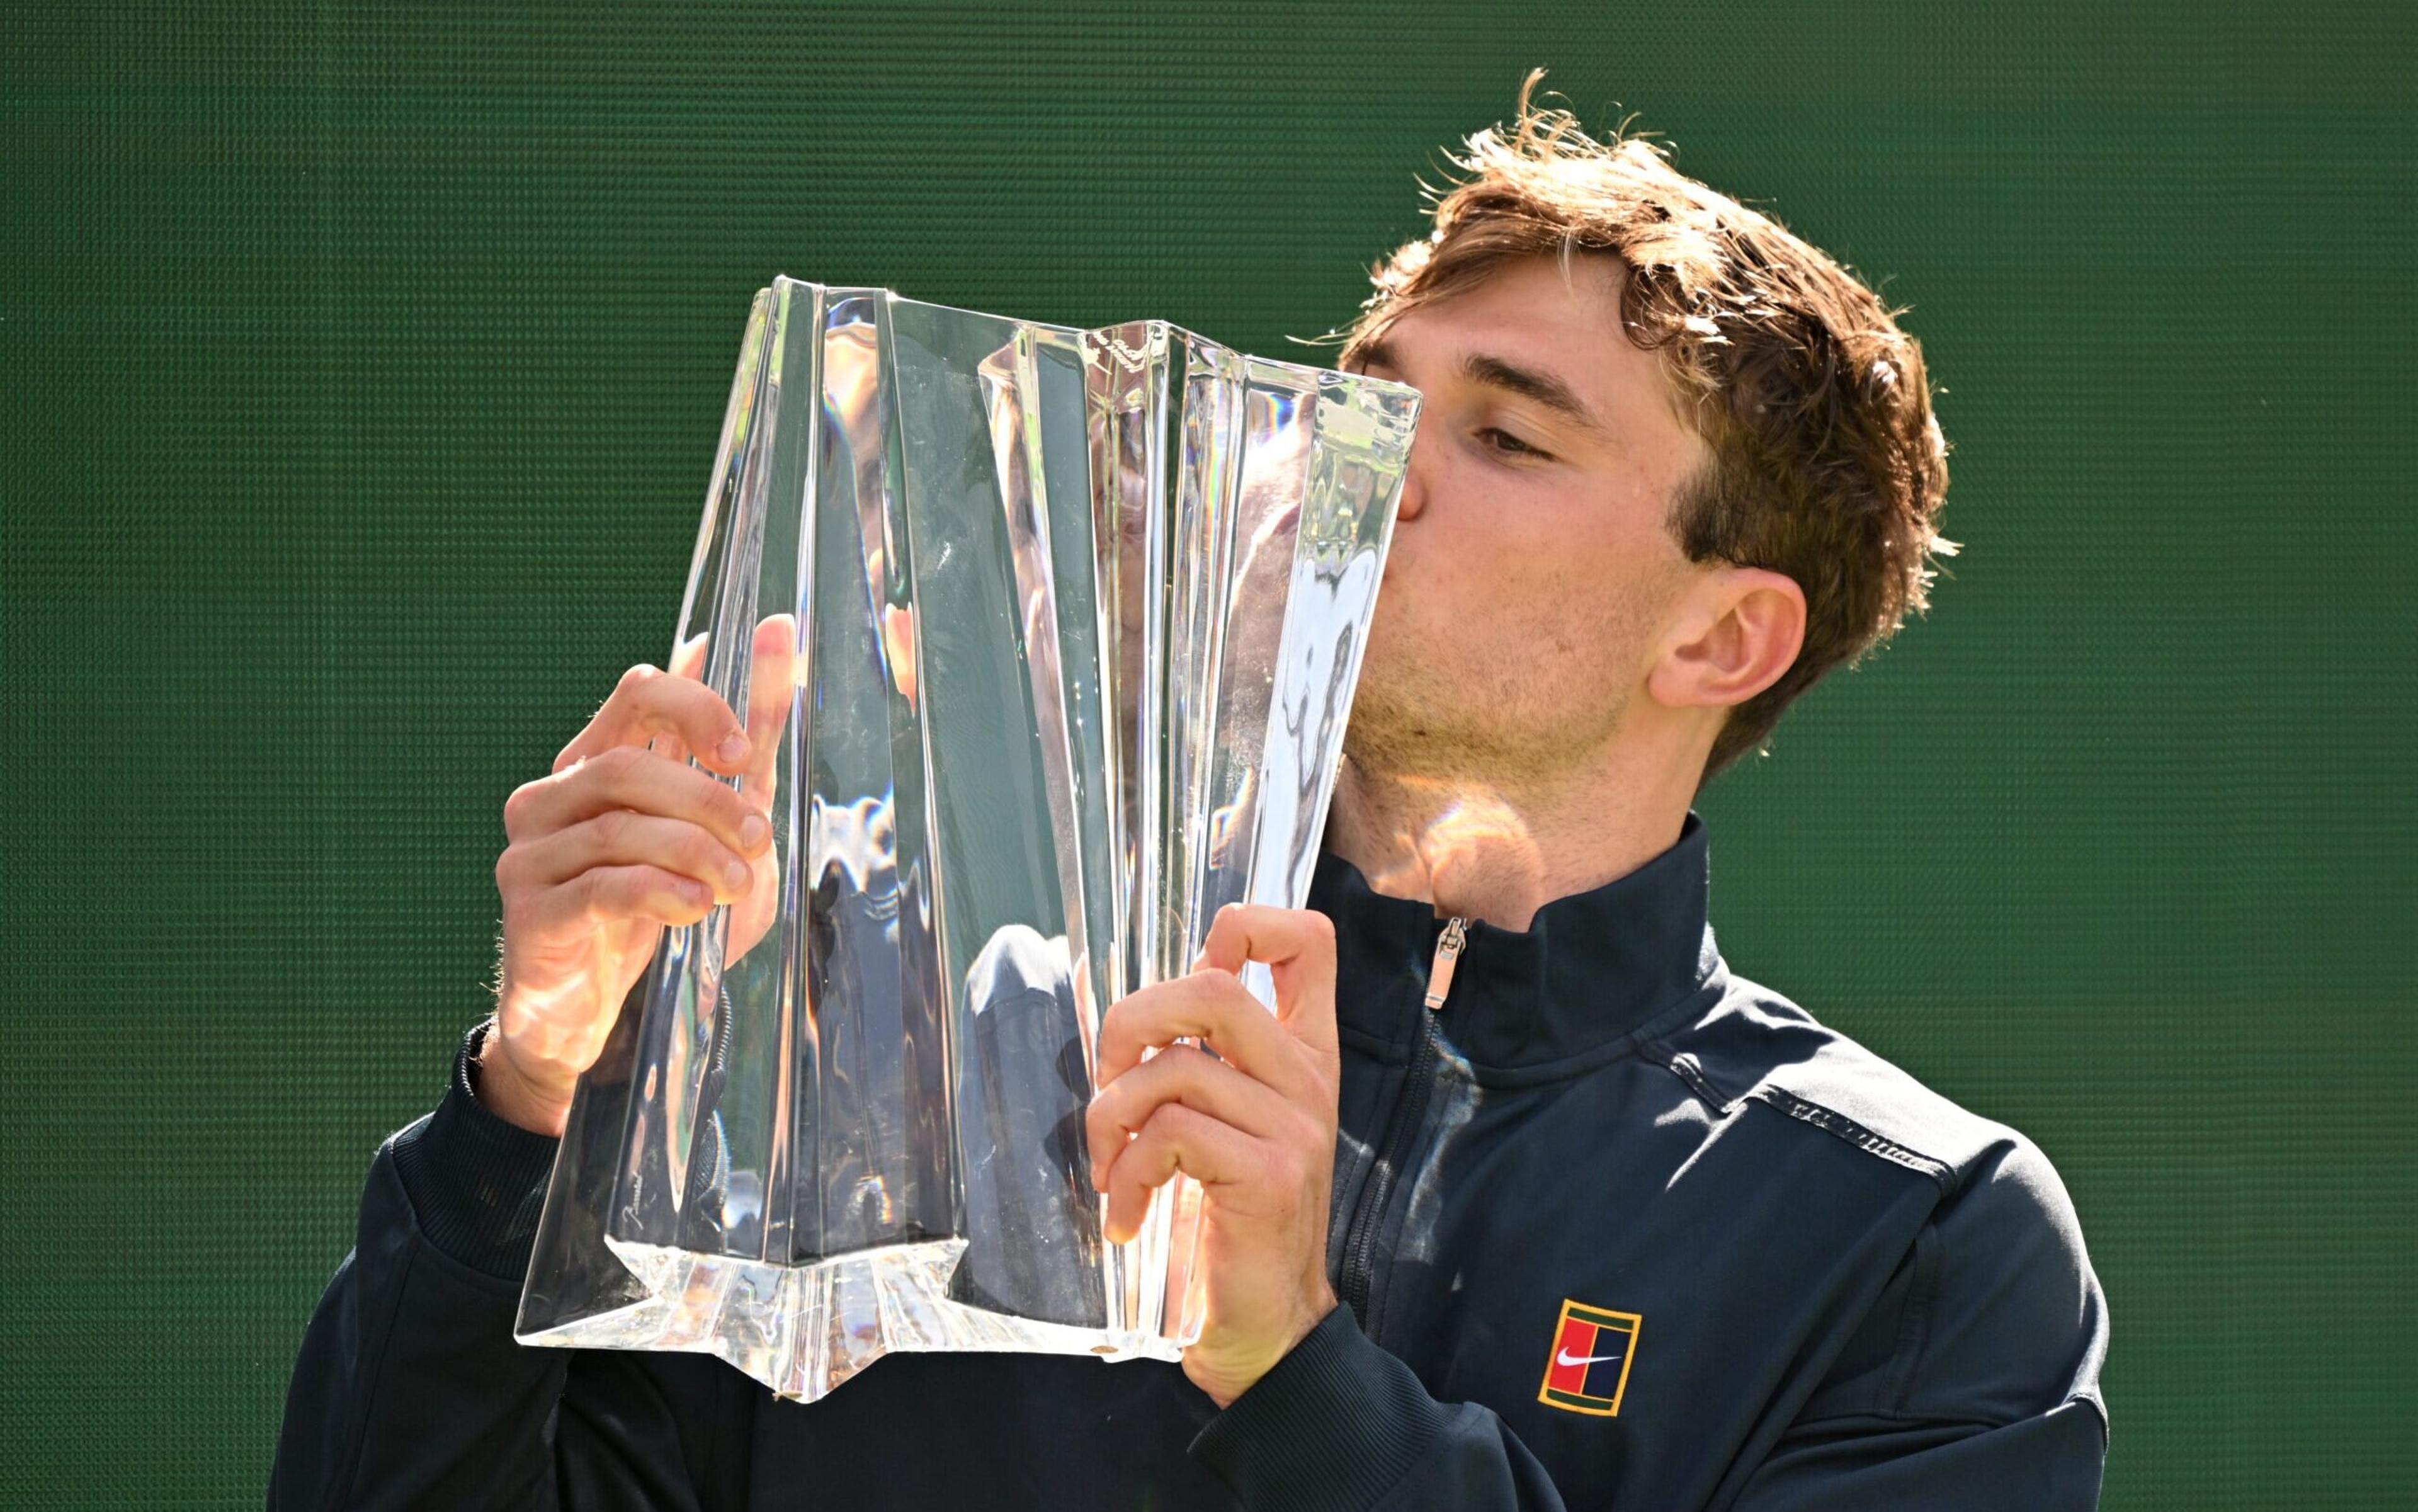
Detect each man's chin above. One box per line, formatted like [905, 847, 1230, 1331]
[1342, 694, 1459, 781]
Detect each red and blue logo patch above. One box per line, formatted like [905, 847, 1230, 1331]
[1537, 1299, 1641, 1416]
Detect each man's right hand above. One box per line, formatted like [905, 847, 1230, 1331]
[480, 618, 795, 1135]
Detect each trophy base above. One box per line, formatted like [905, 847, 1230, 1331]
[514, 1237, 1184, 1402]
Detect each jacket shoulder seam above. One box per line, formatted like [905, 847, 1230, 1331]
[1747, 1086, 1956, 1191]
[1638, 1041, 1733, 1112]
[1779, 1392, 2106, 1436]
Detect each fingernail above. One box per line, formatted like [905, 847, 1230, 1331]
[739, 814, 769, 849]
[724, 860, 751, 890]
[718, 732, 751, 764]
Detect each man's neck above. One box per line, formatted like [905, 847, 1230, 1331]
[1324, 745, 1698, 933]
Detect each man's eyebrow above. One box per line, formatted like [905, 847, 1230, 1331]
[1354, 338, 1609, 440]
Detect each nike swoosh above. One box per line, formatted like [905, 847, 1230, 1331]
[1557, 1348, 1626, 1368]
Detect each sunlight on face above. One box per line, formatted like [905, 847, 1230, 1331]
[1344, 253, 1711, 788]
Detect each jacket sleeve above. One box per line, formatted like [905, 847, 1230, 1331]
[1188, 1133, 2106, 1512]
[268, 1027, 712, 1511]
[1728, 1137, 2111, 1512]
[1188, 1306, 1568, 1512]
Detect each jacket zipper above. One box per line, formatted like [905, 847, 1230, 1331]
[1422, 917, 1468, 1010]
[1338, 916, 1467, 1326]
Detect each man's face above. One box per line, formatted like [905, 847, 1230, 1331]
[1345, 253, 1713, 785]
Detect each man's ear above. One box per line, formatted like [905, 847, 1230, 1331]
[1645, 566, 1807, 712]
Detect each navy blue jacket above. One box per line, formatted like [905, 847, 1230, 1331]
[271, 816, 2108, 1509]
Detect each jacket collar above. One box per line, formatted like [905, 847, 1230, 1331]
[1310, 811, 1722, 1071]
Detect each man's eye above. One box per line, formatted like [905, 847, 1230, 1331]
[1479, 427, 1548, 460]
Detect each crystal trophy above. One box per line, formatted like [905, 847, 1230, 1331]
[513, 279, 1419, 1401]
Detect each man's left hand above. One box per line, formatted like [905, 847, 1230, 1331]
[1086, 904, 1342, 1409]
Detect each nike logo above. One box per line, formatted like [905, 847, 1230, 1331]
[1557, 1347, 1626, 1368]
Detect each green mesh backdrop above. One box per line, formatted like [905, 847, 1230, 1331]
[5, 3, 2411, 1506]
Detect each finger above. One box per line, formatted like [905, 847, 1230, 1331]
[647, 632, 723, 769]
[1103, 1104, 1263, 1244]
[504, 744, 771, 858]
[880, 603, 918, 708]
[1096, 971, 1323, 1105]
[501, 810, 758, 904]
[553, 663, 752, 777]
[738, 614, 800, 806]
[742, 614, 800, 730]
[1086, 1044, 1295, 1182]
[1198, 904, 1339, 1057]
[509, 863, 715, 941]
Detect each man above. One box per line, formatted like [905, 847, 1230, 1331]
[273, 81, 2108, 1509]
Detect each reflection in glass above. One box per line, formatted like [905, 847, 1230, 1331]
[515, 278, 1419, 1401]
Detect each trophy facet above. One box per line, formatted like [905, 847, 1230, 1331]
[514, 278, 1420, 1399]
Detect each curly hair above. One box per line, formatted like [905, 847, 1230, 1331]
[1340, 73, 1956, 778]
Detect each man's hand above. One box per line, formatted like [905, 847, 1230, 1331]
[1086, 904, 1343, 1409]
[481, 617, 795, 1136]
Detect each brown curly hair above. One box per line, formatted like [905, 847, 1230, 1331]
[1340, 73, 1955, 779]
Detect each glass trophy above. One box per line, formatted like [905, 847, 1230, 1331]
[514, 279, 1420, 1401]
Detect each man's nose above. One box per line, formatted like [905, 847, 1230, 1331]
[1394, 420, 1434, 522]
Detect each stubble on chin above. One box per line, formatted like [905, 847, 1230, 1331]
[1344, 558, 1672, 792]
[1338, 691, 1431, 785]
[1344, 651, 1629, 792]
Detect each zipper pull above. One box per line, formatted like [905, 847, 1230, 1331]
[1424, 916, 1469, 1011]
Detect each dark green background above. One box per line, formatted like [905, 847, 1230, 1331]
[6, 3, 2411, 1505]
